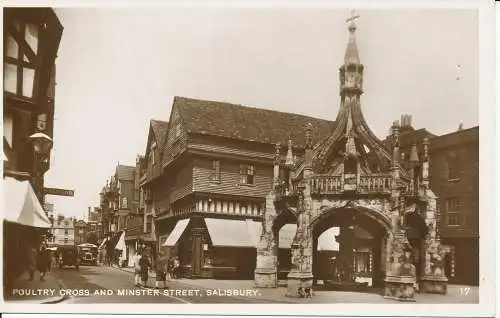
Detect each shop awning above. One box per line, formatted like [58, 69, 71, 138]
[245, 219, 262, 247]
[205, 218, 256, 247]
[3, 177, 51, 228]
[163, 219, 190, 247]
[98, 237, 108, 250]
[115, 231, 126, 250]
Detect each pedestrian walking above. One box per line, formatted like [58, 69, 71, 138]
[154, 252, 168, 289]
[37, 242, 50, 281]
[27, 245, 38, 281]
[167, 256, 175, 279]
[139, 251, 151, 288]
[173, 256, 180, 279]
[133, 250, 142, 287]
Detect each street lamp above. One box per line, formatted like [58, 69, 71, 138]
[29, 132, 53, 154]
[29, 132, 53, 205]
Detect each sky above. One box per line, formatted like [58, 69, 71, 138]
[43, 7, 478, 220]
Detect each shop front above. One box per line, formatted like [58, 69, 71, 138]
[3, 177, 52, 293]
[161, 216, 298, 280]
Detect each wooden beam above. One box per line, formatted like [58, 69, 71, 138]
[6, 22, 37, 64]
[4, 56, 36, 68]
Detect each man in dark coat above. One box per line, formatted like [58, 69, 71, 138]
[27, 246, 38, 281]
[139, 251, 151, 288]
[37, 242, 50, 281]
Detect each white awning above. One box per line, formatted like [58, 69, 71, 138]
[3, 177, 51, 228]
[115, 232, 126, 250]
[98, 237, 108, 249]
[163, 219, 189, 247]
[245, 219, 262, 247]
[205, 218, 255, 247]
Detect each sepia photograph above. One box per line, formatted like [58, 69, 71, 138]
[1, 0, 495, 316]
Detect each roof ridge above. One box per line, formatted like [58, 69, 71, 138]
[151, 118, 169, 125]
[174, 96, 333, 123]
[431, 125, 479, 139]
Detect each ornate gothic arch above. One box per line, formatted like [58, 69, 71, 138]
[254, 13, 448, 301]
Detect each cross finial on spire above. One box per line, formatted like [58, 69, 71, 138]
[346, 10, 360, 31]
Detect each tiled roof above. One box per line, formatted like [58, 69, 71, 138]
[151, 119, 169, 147]
[430, 126, 478, 150]
[174, 96, 334, 147]
[115, 165, 136, 181]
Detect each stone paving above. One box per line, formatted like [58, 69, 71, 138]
[116, 266, 478, 303]
[4, 269, 68, 304]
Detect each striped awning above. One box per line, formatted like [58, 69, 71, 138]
[163, 219, 190, 247]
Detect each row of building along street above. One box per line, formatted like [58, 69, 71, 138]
[3, 7, 480, 306]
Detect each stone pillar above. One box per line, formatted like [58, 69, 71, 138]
[384, 231, 417, 301]
[255, 192, 278, 288]
[384, 190, 416, 301]
[419, 190, 448, 294]
[286, 179, 314, 297]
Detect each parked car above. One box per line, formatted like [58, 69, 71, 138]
[58, 245, 79, 270]
[78, 243, 98, 265]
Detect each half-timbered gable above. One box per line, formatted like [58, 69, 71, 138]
[162, 103, 189, 167]
[141, 119, 169, 184]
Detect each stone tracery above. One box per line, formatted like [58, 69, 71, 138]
[254, 13, 448, 301]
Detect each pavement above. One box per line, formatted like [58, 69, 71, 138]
[4, 269, 69, 304]
[4, 264, 478, 304]
[115, 265, 479, 304]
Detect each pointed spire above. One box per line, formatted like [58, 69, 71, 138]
[422, 137, 430, 188]
[285, 138, 294, 167]
[305, 123, 313, 149]
[304, 123, 313, 174]
[423, 137, 429, 161]
[391, 121, 400, 166]
[274, 143, 281, 165]
[344, 10, 361, 65]
[410, 143, 419, 165]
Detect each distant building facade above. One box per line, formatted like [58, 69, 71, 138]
[384, 116, 479, 285]
[74, 219, 87, 245]
[50, 215, 75, 246]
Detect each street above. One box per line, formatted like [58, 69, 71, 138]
[53, 265, 291, 303]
